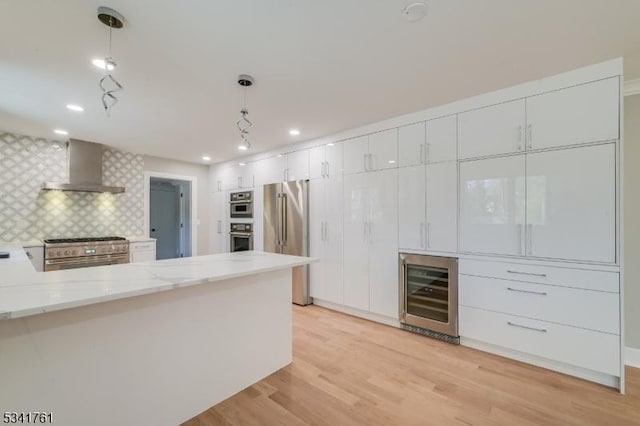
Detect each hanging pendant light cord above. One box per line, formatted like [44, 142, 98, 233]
[99, 16, 123, 116]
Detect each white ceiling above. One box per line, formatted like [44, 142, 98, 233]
[1, 0, 640, 164]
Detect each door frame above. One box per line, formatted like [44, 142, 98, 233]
[144, 171, 198, 256]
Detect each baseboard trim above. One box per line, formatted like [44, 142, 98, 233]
[460, 337, 620, 390]
[312, 299, 401, 328]
[626, 346, 640, 368]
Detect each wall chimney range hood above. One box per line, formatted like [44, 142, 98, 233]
[41, 139, 125, 193]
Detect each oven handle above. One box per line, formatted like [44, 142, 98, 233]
[45, 253, 129, 266]
[229, 232, 253, 237]
[229, 200, 252, 204]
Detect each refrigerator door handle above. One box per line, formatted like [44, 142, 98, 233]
[281, 193, 288, 245]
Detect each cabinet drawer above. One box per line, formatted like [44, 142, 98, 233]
[459, 259, 619, 293]
[130, 242, 156, 251]
[459, 275, 619, 334]
[459, 306, 620, 376]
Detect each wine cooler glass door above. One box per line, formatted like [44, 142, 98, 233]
[406, 264, 449, 323]
[400, 254, 458, 337]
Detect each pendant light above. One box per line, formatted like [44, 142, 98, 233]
[97, 7, 125, 116]
[236, 75, 255, 151]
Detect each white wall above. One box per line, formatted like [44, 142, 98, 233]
[624, 94, 640, 349]
[144, 155, 210, 255]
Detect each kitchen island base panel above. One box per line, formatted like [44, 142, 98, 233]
[0, 268, 292, 426]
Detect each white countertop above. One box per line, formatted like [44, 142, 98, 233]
[0, 245, 314, 320]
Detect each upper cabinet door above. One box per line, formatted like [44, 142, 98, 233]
[426, 162, 457, 253]
[459, 155, 526, 256]
[286, 149, 310, 181]
[526, 77, 619, 150]
[369, 129, 398, 171]
[458, 99, 526, 159]
[343, 135, 369, 175]
[426, 115, 457, 163]
[238, 162, 254, 188]
[526, 144, 616, 263]
[325, 142, 343, 180]
[398, 165, 426, 250]
[308, 145, 325, 180]
[398, 122, 426, 167]
[255, 155, 287, 185]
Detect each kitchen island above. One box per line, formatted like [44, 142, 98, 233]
[0, 247, 314, 426]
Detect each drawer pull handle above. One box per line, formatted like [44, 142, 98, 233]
[507, 322, 547, 333]
[507, 287, 547, 296]
[506, 270, 547, 278]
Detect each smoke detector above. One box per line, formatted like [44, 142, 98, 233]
[402, 2, 428, 23]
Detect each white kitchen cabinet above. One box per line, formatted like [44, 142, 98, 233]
[425, 161, 457, 252]
[426, 114, 457, 163]
[398, 165, 426, 250]
[368, 129, 398, 171]
[286, 149, 310, 181]
[308, 145, 325, 180]
[459, 305, 620, 376]
[459, 274, 620, 335]
[310, 170, 344, 304]
[237, 162, 254, 189]
[526, 77, 619, 150]
[214, 163, 253, 191]
[459, 155, 525, 256]
[308, 143, 343, 181]
[343, 131, 398, 175]
[343, 135, 368, 175]
[254, 155, 287, 186]
[130, 240, 157, 263]
[398, 122, 426, 167]
[343, 169, 398, 316]
[368, 169, 399, 318]
[526, 143, 616, 263]
[398, 161, 457, 252]
[210, 191, 228, 254]
[343, 172, 370, 311]
[23, 245, 44, 272]
[458, 99, 526, 159]
[309, 179, 325, 299]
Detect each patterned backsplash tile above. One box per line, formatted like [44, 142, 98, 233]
[0, 131, 145, 242]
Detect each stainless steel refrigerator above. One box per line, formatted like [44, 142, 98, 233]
[263, 180, 311, 305]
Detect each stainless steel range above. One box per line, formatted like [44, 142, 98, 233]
[43, 237, 130, 271]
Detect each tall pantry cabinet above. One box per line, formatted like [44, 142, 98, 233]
[308, 143, 344, 305]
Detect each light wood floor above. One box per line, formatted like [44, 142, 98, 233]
[184, 305, 640, 426]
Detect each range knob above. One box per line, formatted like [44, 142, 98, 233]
[72, 250, 78, 256]
[56, 250, 62, 257]
[64, 250, 69, 256]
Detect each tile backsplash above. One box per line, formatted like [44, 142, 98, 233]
[0, 131, 144, 242]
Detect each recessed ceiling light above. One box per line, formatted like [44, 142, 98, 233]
[326, 143, 335, 147]
[289, 129, 300, 136]
[202, 156, 211, 161]
[92, 58, 116, 71]
[237, 144, 248, 151]
[239, 162, 246, 166]
[66, 104, 84, 112]
[277, 154, 283, 158]
[54, 129, 69, 136]
[388, 160, 396, 164]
